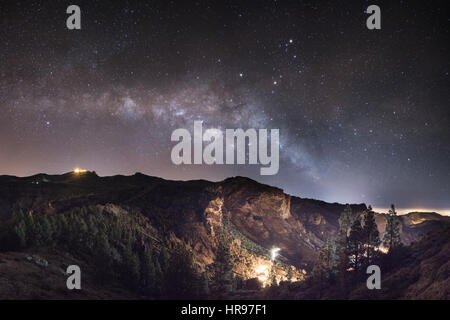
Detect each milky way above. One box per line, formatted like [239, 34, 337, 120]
[0, 1, 448, 210]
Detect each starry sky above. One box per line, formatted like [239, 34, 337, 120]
[0, 1, 449, 211]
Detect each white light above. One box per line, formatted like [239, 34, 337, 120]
[255, 265, 269, 282]
[270, 248, 280, 260]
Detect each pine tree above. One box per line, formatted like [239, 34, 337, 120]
[153, 257, 163, 296]
[163, 246, 201, 299]
[93, 231, 113, 284]
[312, 240, 335, 298]
[12, 208, 26, 224]
[122, 241, 141, 290]
[362, 206, 380, 265]
[40, 216, 53, 244]
[140, 246, 156, 295]
[270, 266, 278, 286]
[339, 205, 353, 238]
[32, 218, 44, 246]
[347, 216, 364, 272]
[312, 238, 336, 282]
[214, 230, 234, 292]
[13, 221, 27, 248]
[24, 212, 38, 245]
[58, 214, 70, 242]
[336, 205, 352, 287]
[383, 204, 401, 251]
[159, 247, 170, 272]
[200, 273, 210, 297]
[286, 266, 293, 282]
[47, 215, 59, 243]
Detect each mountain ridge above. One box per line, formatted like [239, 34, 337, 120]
[0, 171, 448, 299]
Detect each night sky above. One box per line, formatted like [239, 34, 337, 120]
[0, 1, 448, 212]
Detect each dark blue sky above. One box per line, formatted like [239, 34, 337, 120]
[0, 0, 448, 211]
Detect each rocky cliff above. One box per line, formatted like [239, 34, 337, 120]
[0, 172, 447, 298]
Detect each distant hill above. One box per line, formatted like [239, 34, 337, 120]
[375, 211, 450, 245]
[0, 172, 448, 299]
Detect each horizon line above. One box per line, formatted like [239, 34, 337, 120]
[1, 169, 449, 216]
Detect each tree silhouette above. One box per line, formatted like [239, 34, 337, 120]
[362, 206, 380, 265]
[383, 204, 401, 251]
[336, 205, 352, 290]
[213, 229, 234, 293]
[347, 216, 364, 272]
[93, 231, 113, 284]
[140, 246, 156, 295]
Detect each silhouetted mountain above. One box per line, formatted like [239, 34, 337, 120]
[0, 172, 447, 299]
[375, 211, 450, 245]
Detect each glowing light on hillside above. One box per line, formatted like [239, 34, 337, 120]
[270, 247, 280, 260]
[379, 246, 389, 254]
[373, 207, 450, 216]
[74, 168, 87, 174]
[254, 265, 269, 283]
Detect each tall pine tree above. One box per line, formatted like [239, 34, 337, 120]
[336, 205, 353, 290]
[94, 231, 113, 284]
[140, 246, 156, 295]
[362, 206, 380, 265]
[383, 204, 401, 251]
[213, 229, 234, 293]
[347, 216, 364, 272]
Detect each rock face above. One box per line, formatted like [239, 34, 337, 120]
[375, 211, 450, 245]
[218, 177, 367, 268]
[0, 172, 447, 295]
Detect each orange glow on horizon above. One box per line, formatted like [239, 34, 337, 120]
[373, 207, 450, 216]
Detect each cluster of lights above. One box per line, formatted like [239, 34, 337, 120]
[251, 248, 282, 286]
[254, 265, 269, 283]
[251, 248, 302, 286]
[379, 246, 389, 254]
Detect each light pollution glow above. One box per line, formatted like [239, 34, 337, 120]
[373, 207, 450, 216]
